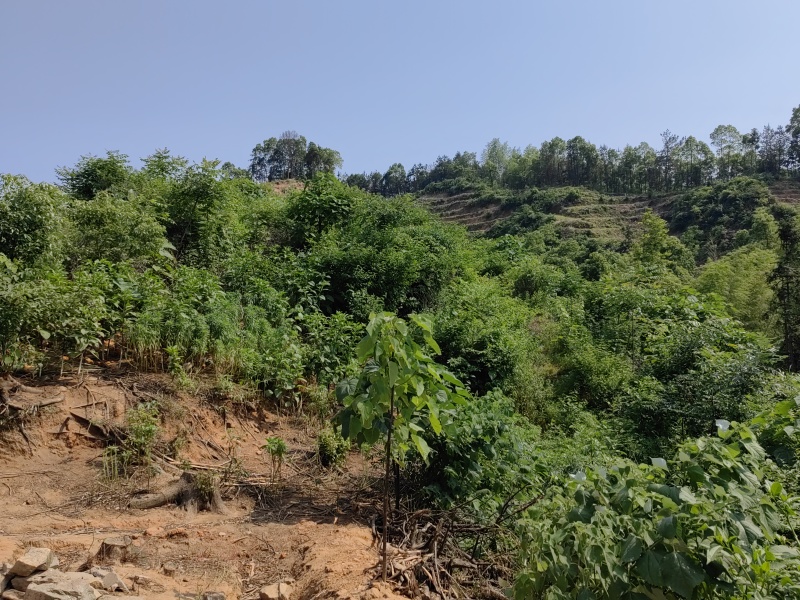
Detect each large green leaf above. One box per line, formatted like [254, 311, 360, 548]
[661, 552, 705, 599]
[636, 550, 663, 587]
[356, 334, 374, 361]
[657, 515, 677, 539]
[621, 535, 644, 564]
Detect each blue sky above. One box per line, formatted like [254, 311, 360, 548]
[1, 0, 798, 183]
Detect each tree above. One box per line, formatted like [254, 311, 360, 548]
[710, 124, 743, 180]
[141, 148, 188, 180]
[658, 130, 681, 191]
[759, 125, 790, 177]
[219, 161, 250, 180]
[0, 175, 67, 266]
[304, 142, 343, 178]
[789, 105, 800, 175]
[406, 163, 430, 192]
[249, 137, 277, 182]
[336, 313, 468, 579]
[565, 136, 599, 187]
[772, 206, 800, 371]
[505, 145, 539, 190]
[56, 151, 132, 200]
[742, 128, 760, 175]
[481, 138, 512, 186]
[674, 136, 715, 188]
[286, 172, 353, 241]
[269, 131, 307, 180]
[381, 163, 407, 196]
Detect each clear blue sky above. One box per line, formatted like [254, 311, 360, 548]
[1, 0, 798, 183]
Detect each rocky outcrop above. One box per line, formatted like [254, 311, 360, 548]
[1, 547, 138, 600]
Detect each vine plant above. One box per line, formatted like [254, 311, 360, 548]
[336, 312, 469, 580]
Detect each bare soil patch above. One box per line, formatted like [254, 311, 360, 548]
[0, 373, 406, 600]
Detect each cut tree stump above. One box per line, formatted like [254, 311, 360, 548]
[128, 471, 226, 513]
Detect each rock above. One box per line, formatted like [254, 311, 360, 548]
[9, 549, 54, 577]
[13, 571, 99, 593]
[1, 564, 13, 593]
[86, 569, 111, 591]
[24, 578, 97, 600]
[1, 589, 24, 600]
[161, 561, 177, 577]
[202, 593, 226, 600]
[96, 537, 131, 563]
[260, 582, 294, 600]
[99, 571, 127, 593]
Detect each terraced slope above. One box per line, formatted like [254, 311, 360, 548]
[551, 196, 668, 242]
[770, 180, 800, 206]
[416, 193, 516, 233]
[417, 188, 676, 241]
[418, 181, 800, 241]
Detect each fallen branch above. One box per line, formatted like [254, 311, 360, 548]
[5, 395, 64, 412]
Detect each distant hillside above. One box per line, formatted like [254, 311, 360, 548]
[416, 180, 800, 242]
[417, 186, 676, 242]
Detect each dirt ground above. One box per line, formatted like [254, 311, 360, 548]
[0, 373, 407, 600]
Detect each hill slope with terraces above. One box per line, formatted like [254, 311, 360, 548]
[416, 180, 800, 240]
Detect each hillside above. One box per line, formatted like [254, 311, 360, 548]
[416, 180, 800, 240]
[417, 188, 676, 241]
[0, 373, 407, 600]
[4, 154, 800, 600]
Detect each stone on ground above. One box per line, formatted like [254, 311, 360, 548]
[96, 537, 132, 563]
[260, 581, 294, 600]
[9, 549, 54, 577]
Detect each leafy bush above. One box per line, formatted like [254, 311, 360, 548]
[0, 175, 67, 267]
[68, 192, 169, 266]
[317, 427, 350, 468]
[516, 419, 800, 599]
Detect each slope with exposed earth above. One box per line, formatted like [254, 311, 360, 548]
[0, 373, 407, 600]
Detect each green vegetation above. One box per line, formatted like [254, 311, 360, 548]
[4, 110, 800, 597]
[102, 401, 160, 479]
[262, 436, 287, 482]
[316, 426, 350, 468]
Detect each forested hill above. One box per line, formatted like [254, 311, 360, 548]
[245, 105, 800, 242]
[4, 106, 800, 597]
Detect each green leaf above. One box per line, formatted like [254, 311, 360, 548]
[423, 332, 441, 355]
[661, 552, 705, 599]
[411, 433, 431, 461]
[442, 370, 463, 386]
[388, 361, 399, 388]
[429, 411, 442, 435]
[621, 535, 643, 564]
[335, 378, 358, 401]
[658, 515, 677, 539]
[636, 550, 663, 587]
[37, 328, 51, 340]
[356, 334, 374, 361]
[650, 457, 667, 470]
[410, 313, 432, 333]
